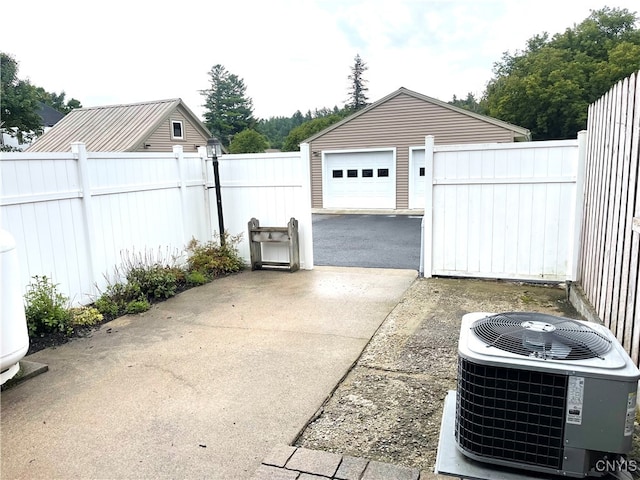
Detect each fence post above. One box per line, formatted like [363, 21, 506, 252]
[174, 145, 189, 247]
[572, 130, 588, 282]
[71, 142, 97, 299]
[422, 135, 435, 278]
[299, 142, 314, 270]
[198, 146, 213, 242]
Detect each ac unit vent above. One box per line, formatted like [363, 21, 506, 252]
[457, 357, 567, 470]
[471, 312, 611, 360]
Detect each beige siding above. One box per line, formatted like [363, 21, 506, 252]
[310, 93, 517, 209]
[137, 107, 209, 153]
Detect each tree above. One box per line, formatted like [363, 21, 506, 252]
[229, 129, 269, 154]
[255, 112, 306, 150]
[1, 53, 42, 144]
[35, 87, 82, 114]
[201, 64, 255, 147]
[449, 93, 484, 114]
[282, 113, 347, 151]
[346, 54, 369, 111]
[483, 7, 640, 140]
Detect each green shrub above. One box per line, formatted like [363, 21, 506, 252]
[94, 282, 145, 318]
[126, 265, 177, 300]
[94, 295, 120, 318]
[24, 276, 71, 336]
[186, 234, 244, 279]
[125, 299, 151, 314]
[186, 270, 208, 286]
[69, 306, 104, 326]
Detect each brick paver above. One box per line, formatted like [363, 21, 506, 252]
[335, 455, 369, 480]
[362, 460, 420, 480]
[263, 445, 298, 468]
[285, 447, 342, 477]
[251, 463, 300, 480]
[251, 446, 426, 480]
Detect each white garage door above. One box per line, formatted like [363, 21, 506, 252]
[323, 149, 395, 209]
[409, 147, 426, 209]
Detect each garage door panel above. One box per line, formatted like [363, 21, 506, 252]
[323, 150, 395, 209]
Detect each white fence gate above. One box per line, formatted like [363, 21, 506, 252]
[422, 135, 585, 281]
[215, 145, 314, 270]
[0, 144, 312, 305]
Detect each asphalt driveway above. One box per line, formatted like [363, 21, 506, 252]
[312, 214, 422, 270]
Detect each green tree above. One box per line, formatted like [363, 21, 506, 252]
[35, 87, 82, 114]
[256, 113, 304, 150]
[282, 113, 346, 151]
[483, 7, 640, 140]
[346, 53, 369, 111]
[449, 92, 484, 114]
[229, 129, 269, 153]
[201, 64, 255, 147]
[1, 52, 42, 144]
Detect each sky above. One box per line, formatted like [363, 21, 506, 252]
[2, 0, 638, 121]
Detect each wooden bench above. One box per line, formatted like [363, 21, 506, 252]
[248, 217, 300, 272]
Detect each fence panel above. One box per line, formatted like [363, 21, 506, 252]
[212, 150, 313, 269]
[424, 140, 581, 281]
[1, 145, 311, 305]
[1, 152, 93, 303]
[578, 71, 640, 363]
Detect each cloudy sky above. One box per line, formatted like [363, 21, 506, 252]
[2, 0, 638, 121]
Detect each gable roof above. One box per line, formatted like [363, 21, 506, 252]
[26, 98, 211, 152]
[303, 87, 531, 143]
[37, 102, 65, 127]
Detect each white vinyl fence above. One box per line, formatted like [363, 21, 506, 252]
[215, 145, 314, 270]
[421, 135, 585, 281]
[0, 143, 312, 305]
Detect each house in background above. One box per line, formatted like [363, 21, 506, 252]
[304, 87, 531, 211]
[1, 102, 65, 150]
[26, 98, 211, 153]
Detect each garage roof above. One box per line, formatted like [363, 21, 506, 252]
[303, 87, 531, 143]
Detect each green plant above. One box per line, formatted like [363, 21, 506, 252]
[94, 282, 145, 318]
[125, 299, 151, 314]
[185, 270, 208, 286]
[94, 295, 120, 318]
[24, 276, 71, 336]
[126, 265, 177, 300]
[69, 306, 103, 326]
[186, 233, 245, 279]
[118, 248, 182, 301]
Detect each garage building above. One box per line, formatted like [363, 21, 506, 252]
[304, 87, 530, 211]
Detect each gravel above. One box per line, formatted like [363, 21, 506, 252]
[294, 276, 640, 478]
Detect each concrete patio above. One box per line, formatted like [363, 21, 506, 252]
[1, 267, 417, 480]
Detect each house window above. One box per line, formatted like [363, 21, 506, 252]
[362, 169, 373, 178]
[171, 120, 184, 140]
[378, 168, 389, 177]
[332, 169, 343, 178]
[347, 169, 358, 178]
[419, 167, 425, 176]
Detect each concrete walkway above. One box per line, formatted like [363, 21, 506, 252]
[1, 267, 416, 480]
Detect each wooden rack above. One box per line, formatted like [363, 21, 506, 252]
[248, 217, 299, 272]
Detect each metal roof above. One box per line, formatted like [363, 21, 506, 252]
[303, 87, 531, 143]
[26, 98, 210, 152]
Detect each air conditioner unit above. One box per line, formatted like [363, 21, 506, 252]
[456, 312, 640, 478]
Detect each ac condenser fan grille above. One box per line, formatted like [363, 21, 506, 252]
[472, 312, 611, 360]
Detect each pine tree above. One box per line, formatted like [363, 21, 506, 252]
[346, 54, 369, 111]
[200, 64, 254, 147]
